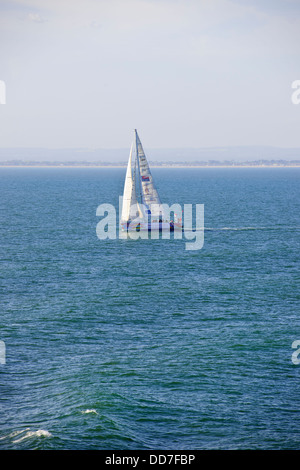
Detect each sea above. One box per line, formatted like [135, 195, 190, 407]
[0, 166, 299, 450]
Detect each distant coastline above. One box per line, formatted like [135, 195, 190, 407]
[0, 160, 300, 168]
[1, 146, 300, 168]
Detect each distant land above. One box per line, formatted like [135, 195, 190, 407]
[0, 146, 299, 167]
[0, 160, 300, 168]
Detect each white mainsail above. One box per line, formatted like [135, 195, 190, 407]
[135, 129, 164, 218]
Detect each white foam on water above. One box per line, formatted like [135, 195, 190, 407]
[12, 429, 52, 444]
[81, 409, 98, 414]
[0, 428, 30, 441]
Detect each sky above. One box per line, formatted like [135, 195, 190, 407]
[0, 0, 300, 151]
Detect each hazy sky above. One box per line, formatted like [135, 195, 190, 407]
[0, 0, 300, 149]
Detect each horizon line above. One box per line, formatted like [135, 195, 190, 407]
[0, 145, 300, 150]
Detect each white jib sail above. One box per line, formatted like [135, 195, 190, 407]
[121, 142, 143, 222]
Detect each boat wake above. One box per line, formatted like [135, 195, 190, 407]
[183, 226, 300, 232]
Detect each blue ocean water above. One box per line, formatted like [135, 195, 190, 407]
[0, 167, 300, 450]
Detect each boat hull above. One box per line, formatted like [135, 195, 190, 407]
[121, 221, 182, 232]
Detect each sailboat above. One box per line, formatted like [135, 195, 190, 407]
[120, 130, 182, 232]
